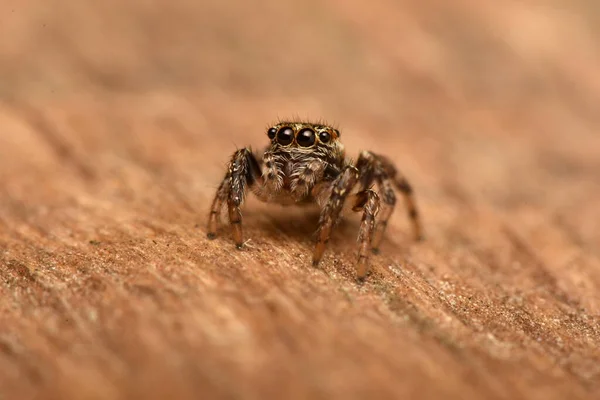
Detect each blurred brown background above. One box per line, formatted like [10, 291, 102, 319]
[1, 0, 599, 399]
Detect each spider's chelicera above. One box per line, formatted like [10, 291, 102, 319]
[207, 121, 423, 280]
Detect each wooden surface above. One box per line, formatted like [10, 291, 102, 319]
[1, 0, 599, 399]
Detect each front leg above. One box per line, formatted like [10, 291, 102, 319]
[207, 148, 263, 248]
[312, 166, 381, 280]
[352, 189, 380, 280]
[313, 166, 360, 267]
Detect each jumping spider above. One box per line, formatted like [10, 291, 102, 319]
[207, 121, 423, 280]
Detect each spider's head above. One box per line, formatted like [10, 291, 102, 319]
[266, 121, 342, 151]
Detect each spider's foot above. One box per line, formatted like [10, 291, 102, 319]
[371, 247, 381, 255]
[207, 232, 217, 240]
[235, 243, 244, 250]
[312, 241, 326, 268]
[356, 255, 369, 281]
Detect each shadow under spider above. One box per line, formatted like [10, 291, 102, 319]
[248, 205, 361, 248]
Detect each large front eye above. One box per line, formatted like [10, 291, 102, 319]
[267, 127, 277, 139]
[296, 128, 315, 147]
[318, 131, 331, 143]
[277, 127, 294, 146]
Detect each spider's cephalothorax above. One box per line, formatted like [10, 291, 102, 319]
[207, 121, 423, 281]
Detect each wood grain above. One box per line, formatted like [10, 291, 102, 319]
[1, 0, 599, 399]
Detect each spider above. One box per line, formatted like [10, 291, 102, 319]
[207, 121, 423, 280]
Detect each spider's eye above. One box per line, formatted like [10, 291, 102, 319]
[319, 131, 331, 143]
[296, 128, 315, 147]
[267, 127, 277, 139]
[334, 129, 341, 138]
[277, 127, 294, 146]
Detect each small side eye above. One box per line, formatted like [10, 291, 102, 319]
[277, 127, 294, 146]
[297, 129, 315, 147]
[334, 129, 341, 138]
[319, 131, 331, 143]
[267, 127, 277, 139]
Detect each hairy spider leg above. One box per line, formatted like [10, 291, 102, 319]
[395, 173, 423, 242]
[313, 166, 381, 279]
[356, 151, 422, 253]
[351, 188, 380, 279]
[207, 148, 263, 248]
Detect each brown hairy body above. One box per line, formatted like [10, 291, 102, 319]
[207, 121, 422, 280]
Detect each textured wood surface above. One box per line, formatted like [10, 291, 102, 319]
[1, 0, 599, 399]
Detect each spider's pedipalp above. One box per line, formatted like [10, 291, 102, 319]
[290, 158, 327, 200]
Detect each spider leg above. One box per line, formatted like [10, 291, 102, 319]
[356, 151, 423, 253]
[371, 175, 396, 253]
[313, 166, 360, 267]
[352, 189, 380, 280]
[207, 175, 230, 239]
[312, 166, 381, 280]
[206, 148, 263, 248]
[394, 171, 423, 242]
